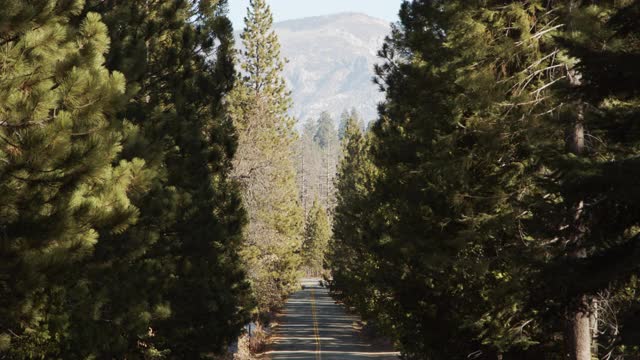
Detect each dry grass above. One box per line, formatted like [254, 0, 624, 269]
[218, 322, 271, 360]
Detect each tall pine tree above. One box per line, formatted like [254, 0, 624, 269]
[295, 117, 322, 216]
[529, 1, 640, 358]
[229, 0, 304, 315]
[58, 0, 250, 357]
[328, 114, 383, 333]
[313, 112, 339, 210]
[331, 1, 576, 358]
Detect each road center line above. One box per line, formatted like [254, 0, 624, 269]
[311, 288, 322, 360]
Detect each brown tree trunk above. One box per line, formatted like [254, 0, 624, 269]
[564, 3, 592, 357]
[568, 294, 591, 360]
[565, 104, 591, 360]
[591, 298, 598, 358]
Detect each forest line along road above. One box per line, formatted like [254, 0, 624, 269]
[265, 278, 399, 360]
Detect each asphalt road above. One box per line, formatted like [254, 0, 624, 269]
[266, 278, 399, 360]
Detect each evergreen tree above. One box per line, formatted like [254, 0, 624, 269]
[338, 108, 365, 140]
[303, 117, 319, 138]
[312, 112, 339, 210]
[338, 110, 350, 140]
[4, 1, 640, 359]
[0, 1, 141, 356]
[295, 113, 342, 216]
[229, 0, 304, 315]
[529, 2, 640, 358]
[59, 0, 250, 357]
[302, 199, 331, 275]
[296, 117, 323, 216]
[313, 111, 337, 149]
[328, 115, 382, 331]
[331, 1, 571, 358]
[330, 1, 640, 358]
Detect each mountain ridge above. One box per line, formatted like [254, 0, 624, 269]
[273, 12, 391, 124]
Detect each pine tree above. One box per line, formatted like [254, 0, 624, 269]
[57, 0, 250, 357]
[0, 1, 141, 356]
[229, 0, 304, 315]
[313, 112, 339, 210]
[295, 113, 342, 217]
[296, 117, 322, 216]
[530, 2, 640, 358]
[338, 108, 365, 140]
[328, 114, 382, 329]
[329, 1, 640, 358]
[314, 111, 337, 149]
[302, 199, 331, 275]
[332, 1, 571, 358]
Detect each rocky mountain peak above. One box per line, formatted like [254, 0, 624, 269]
[273, 12, 391, 125]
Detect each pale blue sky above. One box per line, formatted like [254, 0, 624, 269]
[228, 0, 404, 28]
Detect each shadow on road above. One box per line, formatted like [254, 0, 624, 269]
[265, 278, 399, 360]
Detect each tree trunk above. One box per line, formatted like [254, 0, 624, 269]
[591, 298, 598, 358]
[565, 103, 591, 360]
[568, 293, 591, 360]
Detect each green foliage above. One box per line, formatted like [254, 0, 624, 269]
[375, 2, 563, 356]
[532, 2, 640, 357]
[330, 0, 587, 358]
[73, 0, 250, 357]
[229, 0, 304, 316]
[313, 111, 337, 149]
[0, 0, 250, 358]
[303, 199, 331, 274]
[3, 0, 640, 359]
[338, 108, 365, 140]
[0, 1, 140, 356]
[236, 0, 292, 117]
[328, 114, 383, 333]
[330, 1, 640, 359]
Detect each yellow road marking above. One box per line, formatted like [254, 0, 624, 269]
[310, 289, 322, 360]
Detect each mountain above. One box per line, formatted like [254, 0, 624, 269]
[273, 13, 391, 125]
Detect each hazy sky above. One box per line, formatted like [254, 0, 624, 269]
[228, 0, 403, 28]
